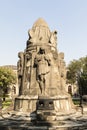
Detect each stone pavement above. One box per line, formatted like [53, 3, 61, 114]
[0, 110, 87, 130]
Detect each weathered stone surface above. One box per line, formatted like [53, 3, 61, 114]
[14, 18, 75, 116]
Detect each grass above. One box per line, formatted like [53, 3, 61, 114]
[72, 97, 81, 105]
[73, 100, 80, 105]
[2, 99, 12, 108]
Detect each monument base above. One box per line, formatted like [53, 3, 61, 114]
[14, 94, 75, 116]
[14, 95, 38, 113]
[1, 99, 87, 130]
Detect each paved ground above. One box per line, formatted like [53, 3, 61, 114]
[0, 109, 87, 130]
[0, 105, 87, 130]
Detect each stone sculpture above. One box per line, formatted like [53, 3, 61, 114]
[34, 47, 51, 94]
[58, 52, 66, 90]
[17, 52, 24, 95]
[14, 18, 75, 115]
[50, 30, 57, 47]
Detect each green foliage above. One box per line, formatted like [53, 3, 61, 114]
[67, 60, 81, 84]
[67, 56, 87, 95]
[79, 59, 87, 95]
[0, 67, 17, 100]
[72, 99, 80, 105]
[2, 99, 12, 108]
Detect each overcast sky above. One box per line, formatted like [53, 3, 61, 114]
[0, 0, 87, 66]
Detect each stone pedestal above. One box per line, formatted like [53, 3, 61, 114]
[14, 95, 38, 113]
[14, 94, 75, 117]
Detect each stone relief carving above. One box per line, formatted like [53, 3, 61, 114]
[34, 47, 51, 94]
[17, 52, 24, 95]
[58, 52, 66, 90]
[50, 30, 57, 47]
[27, 18, 51, 44]
[17, 18, 67, 96]
[25, 52, 32, 89]
[15, 18, 75, 115]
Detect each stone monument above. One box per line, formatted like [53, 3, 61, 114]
[1, 18, 87, 130]
[14, 18, 75, 118]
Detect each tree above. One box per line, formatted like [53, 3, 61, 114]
[67, 56, 87, 95]
[79, 57, 87, 95]
[0, 67, 17, 101]
[67, 60, 81, 84]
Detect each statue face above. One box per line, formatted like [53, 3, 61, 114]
[40, 48, 45, 54]
[26, 53, 31, 60]
[18, 52, 23, 58]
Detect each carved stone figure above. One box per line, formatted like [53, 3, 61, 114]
[34, 47, 51, 94]
[27, 18, 51, 44]
[50, 30, 57, 47]
[58, 52, 66, 90]
[25, 52, 32, 89]
[17, 52, 24, 95]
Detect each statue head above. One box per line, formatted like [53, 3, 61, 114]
[26, 52, 32, 60]
[18, 52, 24, 59]
[39, 47, 45, 54]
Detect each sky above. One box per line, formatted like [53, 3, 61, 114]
[0, 0, 87, 66]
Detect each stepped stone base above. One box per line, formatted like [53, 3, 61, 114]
[14, 95, 75, 115]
